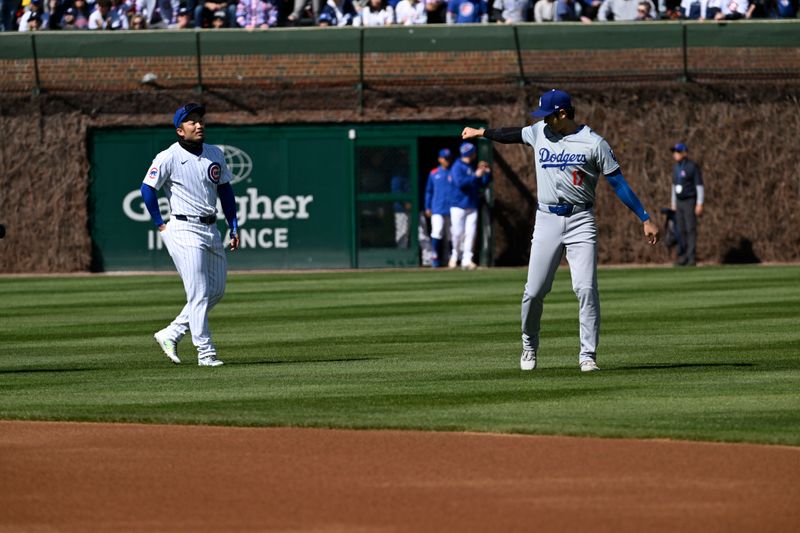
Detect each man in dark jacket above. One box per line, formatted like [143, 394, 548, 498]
[670, 143, 704, 266]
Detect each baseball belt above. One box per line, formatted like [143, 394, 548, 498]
[538, 202, 593, 217]
[173, 214, 217, 224]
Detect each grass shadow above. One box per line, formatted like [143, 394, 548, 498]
[227, 357, 379, 366]
[613, 363, 755, 371]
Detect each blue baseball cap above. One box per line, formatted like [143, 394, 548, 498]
[173, 102, 205, 129]
[438, 148, 452, 159]
[531, 89, 572, 118]
[671, 142, 688, 152]
[459, 142, 476, 157]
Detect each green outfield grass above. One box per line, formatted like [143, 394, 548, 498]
[1, 265, 798, 445]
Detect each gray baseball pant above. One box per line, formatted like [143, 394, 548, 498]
[521, 208, 599, 364]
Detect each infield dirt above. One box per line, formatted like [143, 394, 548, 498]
[1, 421, 798, 532]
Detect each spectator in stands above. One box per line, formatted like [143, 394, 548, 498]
[1, 0, 16, 31]
[60, 5, 80, 27]
[661, 0, 682, 18]
[354, 0, 394, 24]
[45, 0, 69, 29]
[597, 0, 655, 20]
[131, 11, 147, 26]
[19, 0, 46, 31]
[196, 0, 237, 27]
[701, 0, 721, 15]
[88, 0, 130, 28]
[714, 0, 747, 17]
[773, 0, 797, 17]
[745, 0, 768, 16]
[447, 0, 489, 22]
[635, 0, 654, 16]
[210, 7, 229, 24]
[26, 9, 44, 29]
[395, 0, 427, 22]
[169, 4, 193, 26]
[317, 0, 357, 24]
[534, 0, 556, 20]
[555, 0, 576, 18]
[136, 0, 175, 28]
[680, 0, 704, 18]
[554, 0, 602, 20]
[493, 0, 530, 21]
[287, 0, 320, 24]
[425, 0, 448, 23]
[236, 0, 279, 27]
[70, 0, 91, 27]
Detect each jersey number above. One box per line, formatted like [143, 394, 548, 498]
[572, 170, 586, 187]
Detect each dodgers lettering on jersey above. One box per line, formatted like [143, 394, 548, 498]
[521, 122, 619, 205]
[143, 143, 232, 217]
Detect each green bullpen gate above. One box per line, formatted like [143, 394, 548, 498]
[89, 123, 492, 271]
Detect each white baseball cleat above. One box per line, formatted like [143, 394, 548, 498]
[448, 257, 458, 269]
[462, 262, 478, 271]
[520, 349, 537, 371]
[154, 330, 180, 364]
[580, 360, 600, 372]
[198, 354, 224, 367]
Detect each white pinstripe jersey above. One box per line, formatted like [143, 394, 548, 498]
[142, 142, 232, 217]
[521, 122, 619, 205]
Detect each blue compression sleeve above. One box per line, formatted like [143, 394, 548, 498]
[140, 184, 165, 227]
[218, 183, 239, 233]
[604, 169, 650, 222]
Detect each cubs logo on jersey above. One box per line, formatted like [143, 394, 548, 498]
[459, 2, 475, 17]
[207, 162, 221, 184]
[148, 167, 158, 179]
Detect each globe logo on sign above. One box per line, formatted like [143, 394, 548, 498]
[215, 145, 253, 185]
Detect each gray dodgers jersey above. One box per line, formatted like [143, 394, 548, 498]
[143, 143, 232, 217]
[521, 122, 620, 205]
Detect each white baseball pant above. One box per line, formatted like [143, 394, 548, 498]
[521, 208, 599, 364]
[395, 212, 410, 248]
[160, 218, 227, 358]
[430, 213, 450, 240]
[450, 207, 478, 264]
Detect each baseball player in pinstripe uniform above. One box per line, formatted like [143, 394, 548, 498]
[139, 103, 240, 367]
[462, 89, 659, 372]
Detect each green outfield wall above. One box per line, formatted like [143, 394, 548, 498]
[1, 21, 798, 94]
[90, 123, 486, 271]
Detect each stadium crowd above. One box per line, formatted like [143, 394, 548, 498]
[0, 0, 795, 32]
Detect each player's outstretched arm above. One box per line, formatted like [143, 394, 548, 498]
[604, 169, 660, 246]
[643, 219, 660, 245]
[462, 127, 485, 139]
[462, 127, 524, 144]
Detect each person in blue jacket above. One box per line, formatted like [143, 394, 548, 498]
[448, 142, 491, 270]
[447, 0, 489, 22]
[424, 148, 454, 268]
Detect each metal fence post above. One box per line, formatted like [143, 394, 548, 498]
[195, 31, 204, 93]
[30, 34, 42, 95]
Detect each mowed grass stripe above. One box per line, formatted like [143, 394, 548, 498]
[0, 265, 798, 445]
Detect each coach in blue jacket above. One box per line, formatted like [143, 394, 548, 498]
[425, 148, 454, 268]
[449, 142, 491, 270]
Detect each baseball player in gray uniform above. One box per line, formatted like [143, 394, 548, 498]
[462, 89, 659, 372]
[139, 103, 240, 367]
